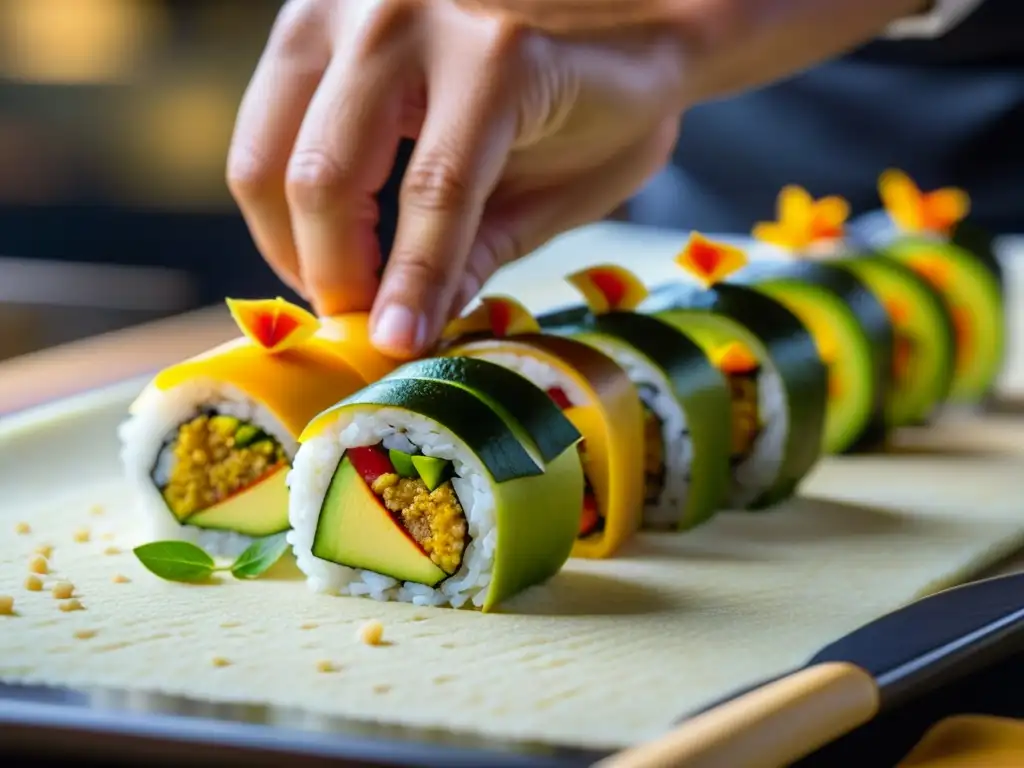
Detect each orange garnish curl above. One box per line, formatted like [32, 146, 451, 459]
[675, 232, 748, 288]
[752, 185, 850, 252]
[878, 169, 969, 236]
[712, 342, 759, 374]
[907, 255, 954, 291]
[566, 265, 648, 315]
[442, 295, 540, 340]
[884, 298, 911, 326]
[226, 297, 319, 353]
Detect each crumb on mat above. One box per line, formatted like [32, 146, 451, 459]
[89, 505, 105, 516]
[103, 546, 121, 556]
[316, 660, 337, 673]
[0, 595, 14, 615]
[74, 629, 97, 640]
[28, 555, 49, 575]
[34, 544, 53, 558]
[112, 574, 130, 584]
[51, 581, 75, 600]
[73, 528, 91, 543]
[58, 599, 83, 613]
[15, 522, 30, 535]
[24, 575, 43, 592]
[211, 656, 231, 668]
[357, 620, 384, 646]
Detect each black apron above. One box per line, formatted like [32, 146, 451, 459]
[629, 0, 1024, 235]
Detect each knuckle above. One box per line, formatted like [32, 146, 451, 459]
[267, 0, 324, 57]
[225, 144, 278, 202]
[285, 149, 353, 213]
[400, 155, 472, 214]
[356, 0, 420, 56]
[387, 249, 449, 296]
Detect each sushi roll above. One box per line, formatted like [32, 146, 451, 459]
[286, 357, 585, 611]
[835, 254, 955, 427]
[641, 233, 829, 510]
[876, 169, 1006, 405]
[440, 296, 645, 559]
[119, 298, 397, 556]
[538, 265, 732, 531]
[746, 186, 894, 453]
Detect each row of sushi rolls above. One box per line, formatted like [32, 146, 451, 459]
[119, 170, 1007, 612]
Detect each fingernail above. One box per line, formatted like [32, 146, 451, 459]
[372, 304, 426, 355]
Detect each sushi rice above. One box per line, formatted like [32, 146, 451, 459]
[576, 338, 690, 528]
[729, 356, 788, 509]
[287, 409, 499, 609]
[119, 379, 297, 558]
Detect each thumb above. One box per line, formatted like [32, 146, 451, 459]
[447, 118, 679, 320]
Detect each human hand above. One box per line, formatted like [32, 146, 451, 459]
[227, 0, 687, 358]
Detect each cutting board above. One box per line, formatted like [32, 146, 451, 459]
[1, 224, 1023, 752]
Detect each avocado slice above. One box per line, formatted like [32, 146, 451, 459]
[186, 464, 291, 537]
[208, 415, 241, 435]
[881, 238, 1004, 404]
[411, 455, 450, 491]
[388, 449, 417, 478]
[233, 424, 265, 448]
[312, 455, 447, 586]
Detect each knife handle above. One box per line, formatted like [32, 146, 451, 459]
[596, 662, 880, 768]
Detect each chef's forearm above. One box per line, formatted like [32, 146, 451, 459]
[670, 0, 931, 105]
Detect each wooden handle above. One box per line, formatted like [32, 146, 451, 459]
[596, 662, 880, 768]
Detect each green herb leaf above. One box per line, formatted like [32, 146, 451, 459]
[230, 532, 291, 579]
[133, 541, 216, 583]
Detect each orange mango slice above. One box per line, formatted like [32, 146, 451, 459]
[143, 300, 383, 438]
[675, 232, 748, 287]
[566, 265, 649, 314]
[442, 295, 541, 341]
[226, 297, 319, 353]
[752, 185, 850, 252]
[878, 169, 970, 237]
[314, 312, 401, 384]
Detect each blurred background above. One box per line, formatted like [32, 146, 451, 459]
[0, 0, 300, 363]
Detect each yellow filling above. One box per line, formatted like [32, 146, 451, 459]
[726, 374, 761, 459]
[371, 473, 467, 575]
[161, 414, 287, 519]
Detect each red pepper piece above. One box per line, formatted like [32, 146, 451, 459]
[546, 387, 572, 410]
[346, 445, 395, 486]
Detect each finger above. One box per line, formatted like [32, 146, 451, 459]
[370, 43, 518, 357]
[226, 1, 331, 296]
[459, 117, 678, 301]
[285, 9, 418, 316]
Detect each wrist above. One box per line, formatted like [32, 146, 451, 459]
[663, 0, 931, 107]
